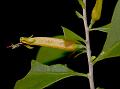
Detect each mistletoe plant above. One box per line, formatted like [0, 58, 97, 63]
[13, 0, 120, 89]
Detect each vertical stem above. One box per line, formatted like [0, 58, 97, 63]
[82, 0, 95, 89]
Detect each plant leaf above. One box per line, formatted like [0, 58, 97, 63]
[93, 1, 120, 64]
[90, 23, 111, 32]
[93, 41, 120, 64]
[78, 0, 85, 9]
[62, 26, 85, 43]
[36, 47, 67, 64]
[75, 11, 83, 19]
[103, 1, 120, 51]
[96, 87, 104, 89]
[14, 60, 86, 89]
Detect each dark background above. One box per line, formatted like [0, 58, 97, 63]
[1, 0, 119, 89]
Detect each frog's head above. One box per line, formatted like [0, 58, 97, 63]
[20, 37, 35, 44]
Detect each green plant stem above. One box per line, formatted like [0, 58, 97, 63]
[89, 20, 95, 29]
[83, 0, 95, 89]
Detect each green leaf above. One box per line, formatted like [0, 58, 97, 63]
[96, 87, 104, 89]
[62, 26, 85, 43]
[36, 47, 67, 64]
[103, 1, 120, 51]
[78, 0, 85, 9]
[93, 41, 120, 64]
[36, 35, 67, 64]
[90, 23, 111, 32]
[14, 60, 86, 89]
[93, 1, 120, 64]
[75, 11, 83, 19]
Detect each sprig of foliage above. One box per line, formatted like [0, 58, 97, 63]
[14, 0, 120, 89]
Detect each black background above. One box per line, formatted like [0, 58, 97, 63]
[1, 0, 119, 89]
